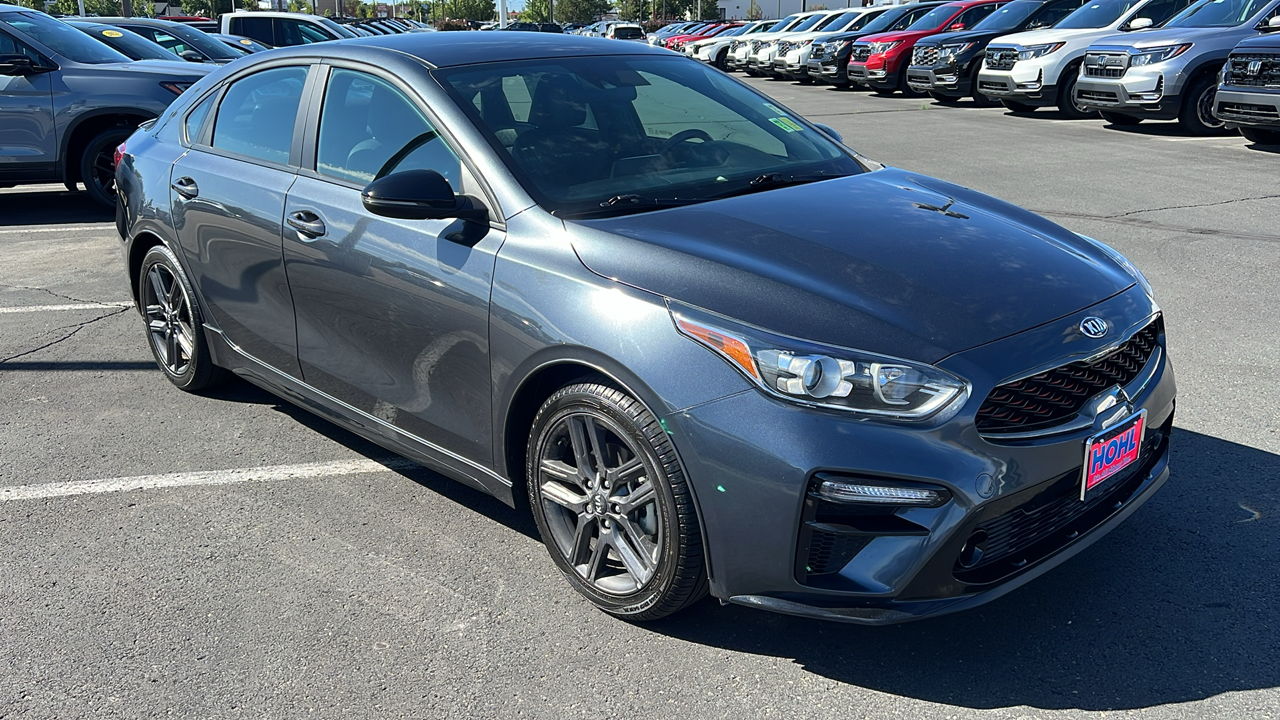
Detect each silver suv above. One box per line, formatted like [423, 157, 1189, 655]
[1074, 0, 1280, 133]
[1214, 19, 1280, 142]
[0, 6, 211, 207]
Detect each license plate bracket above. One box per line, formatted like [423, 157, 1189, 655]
[1081, 410, 1146, 501]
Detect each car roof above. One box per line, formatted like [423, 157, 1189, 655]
[272, 32, 673, 68]
[93, 16, 186, 26]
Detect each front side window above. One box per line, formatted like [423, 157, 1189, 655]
[1054, 0, 1141, 27]
[316, 69, 461, 187]
[440, 56, 862, 218]
[211, 66, 308, 165]
[0, 28, 41, 61]
[3, 10, 128, 64]
[1165, 0, 1274, 27]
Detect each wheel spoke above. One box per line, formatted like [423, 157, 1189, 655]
[609, 523, 655, 585]
[148, 319, 167, 333]
[175, 326, 195, 359]
[540, 457, 587, 491]
[565, 416, 597, 482]
[614, 481, 655, 514]
[568, 515, 595, 567]
[168, 280, 184, 317]
[166, 328, 179, 370]
[540, 479, 587, 513]
[608, 455, 646, 487]
[583, 526, 609, 581]
[148, 271, 169, 312]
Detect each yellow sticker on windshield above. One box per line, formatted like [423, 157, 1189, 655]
[102, 30, 124, 37]
[769, 117, 805, 132]
[240, 38, 253, 44]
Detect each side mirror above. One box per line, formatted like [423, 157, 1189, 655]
[0, 54, 40, 76]
[361, 169, 489, 223]
[1125, 16, 1154, 30]
[814, 123, 844, 144]
[180, 50, 205, 62]
[948, 22, 965, 31]
[1265, 15, 1280, 30]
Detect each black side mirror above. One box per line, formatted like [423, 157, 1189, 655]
[361, 169, 489, 223]
[180, 50, 205, 62]
[0, 54, 41, 76]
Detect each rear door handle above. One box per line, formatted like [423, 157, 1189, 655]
[286, 210, 326, 239]
[170, 176, 198, 199]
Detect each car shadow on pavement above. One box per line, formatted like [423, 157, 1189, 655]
[647, 428, 1280, 712]
[0, 188, 111, 227]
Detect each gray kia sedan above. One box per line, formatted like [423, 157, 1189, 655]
[116, 33, 1175, 624]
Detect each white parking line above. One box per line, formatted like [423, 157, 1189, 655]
[0, 224, 115, 235]
[1, 458, 420, 502]
[0, 303, 132, 314]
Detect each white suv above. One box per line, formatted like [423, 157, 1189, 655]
[772, 7, 888, 81]
[977, 0, 1192, 116]
[690, 20, 775, 69]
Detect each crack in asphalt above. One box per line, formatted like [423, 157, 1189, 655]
[0, 307, 131, 365]
[1101, 193, 1280, 219]
[0, 282, 121, 307]
[1033, 208, 1280, 243]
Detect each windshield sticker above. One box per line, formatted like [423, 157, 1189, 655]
[102, 29, 124, 37]
[240, 38, 254, 44]
[769, 116, 805, 132]
[764, 102, 787, 114]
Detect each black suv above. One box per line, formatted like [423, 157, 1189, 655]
[906, 0, 1087, 103]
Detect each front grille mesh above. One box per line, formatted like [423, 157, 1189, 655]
[1083, 53, 1128, 78]
[850, 45, 871, 63]
[975, 318, 1161, 435]
[806, 531, 871, 575]
[811, 44, 828, 60]
[985, 48, 1016, 70]
[1217, 101, 1280, 120]
[912, 45, 939, 66]
[1226, 53, 1280, 88]
[1078, 89, 1119, 103]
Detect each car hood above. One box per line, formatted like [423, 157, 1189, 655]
[856, 29, 937, 45]
[1092, 25, 1248, 47]
[990, 26, 1125, 47]
[1228, 31, 1280, 49]
[914, 27, 1014, 46]
[85, 59, 215, 78]
[566, 168, 1135, 363]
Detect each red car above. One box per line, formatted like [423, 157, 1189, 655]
[670, 23, 742, 51]
[664, 23, 732, 49]
[846, 0, 1005, 95]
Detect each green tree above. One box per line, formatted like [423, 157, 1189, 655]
[54, 0, 154, 16]
[520, 0, 550, 21]
[615, 0, 648, 20]
[553, 0, 607, 23]
[745, 0, 761, 18]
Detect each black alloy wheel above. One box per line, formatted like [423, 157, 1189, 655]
[1100, 110, 1142, 126]
[715, 47, 729, 70]
[528, 381, 707, 620]
[1057, 65, 1096, 119]
[81, 126, 133, 209]
[138, 244, 224, 392]
[1001, 98, 1038, 113]
[1179, 74, 1227, 135]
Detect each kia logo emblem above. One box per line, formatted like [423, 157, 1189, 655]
[1080, 317, 1109, 339]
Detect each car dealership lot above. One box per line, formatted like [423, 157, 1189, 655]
[2, 78, 1278, 719]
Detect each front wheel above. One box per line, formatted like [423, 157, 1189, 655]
[138, 244, 224, 392]
[1100, 110, 1142, 126]
[1240, 126, 1280, 144]
[1178, 74, 1227, 135]
[1056, 67, 1097, 119]
[527, 381, 707, 621]
[80, 126, 133, 209]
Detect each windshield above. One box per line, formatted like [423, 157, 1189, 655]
[856, 7, 918, 34]
[1054, 0, 1142, 28]
[815, 12, 856, 30]
[440, 56, 862, 218]
[71, 22, 172, 60]
[766, 15, 802, 31]
[974, 1, 1043, 30]
[1166, 0, 1273, 26]
[846, 9, 886, 30]
[3, 11, 130, 63]
[789, 14, 831, 32]
[907, 4, 964, 30]
[147, 21, 240, 60]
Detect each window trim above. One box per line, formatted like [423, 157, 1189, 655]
[297, 60, 504, 227]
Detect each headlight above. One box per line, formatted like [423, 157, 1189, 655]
[1077, 234, 1154, 299]
[1017, 42, 1064, 60]
[1130, 44, 1191, 66]
[937, 42, 975, 62]
[868, 40, 902, 55]
[671, 304, 970, 421]
[837, 39, 852, 50]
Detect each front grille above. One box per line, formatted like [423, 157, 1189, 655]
[985, 47, 1017, 71]
[777, 41, 793, 54]
[1217, 101, 1280, 120]
[850, 45, 871, 63]
[954, 415, 1168, 584]
[806, 532, 871, 575]
[1226, 52, 1280, 88]
[730, 40, 743, 51]
[811, 44, 828, 60]
[750, 40, 764, 52]
[979, 80, 1010, 93]
[1084, 52, 1128, 78]
[1078, 89, 1119, 103]
[912, 45, 939, 66]
[975, 318, 1161, 435]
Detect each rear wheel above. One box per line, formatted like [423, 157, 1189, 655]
[80, 126, 132, 209]
[138, 244, 224, 392]
[1240, 126, 1280, 144]
[1178, 74, 1227, 135]
[1001, 99, 1038, 113]
[527, 381, 707, 621]
[1056, 65, 1096, 119]
[1100, 110, 1142, 126]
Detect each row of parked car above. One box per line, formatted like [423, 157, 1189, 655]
[0, 6, 436, 208]
[665, 0, 1280, 141]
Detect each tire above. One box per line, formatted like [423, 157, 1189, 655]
[969, 67, 998, 107]
[931, 91, 962, 104]
[137, 244, 224, 392]
[1178, 73, 1227, 136]
[1100, 110, 1142, 126]
[714, 48, 728, 71]
[1240, 126, 1280, 145]
[80, 126, 133, 210]
[898, 65, 924, 97]
[1056, 65, 1096, 119]
[527, 381, 708, 621]
[1001, 99, 1038, 113]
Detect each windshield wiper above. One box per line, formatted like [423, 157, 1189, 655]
[705, 173, 843, 201]
[556, 195, 694, 220]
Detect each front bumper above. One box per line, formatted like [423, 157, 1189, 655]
[808, 58, 849, 84]
[667, 285, 1174, 624]
[1215, 86, 1280, 128]
[774, 50, 812, 78]
[848, 59, 893, 89]
[1075, 66, 1185, 119]
[906, 64, 966, 95]
[977, 67, 1058, 106]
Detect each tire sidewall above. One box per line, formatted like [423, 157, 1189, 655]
[138, 244, 216, 391]
[526, 385, 684, 617]
[81, 127, 132, 209]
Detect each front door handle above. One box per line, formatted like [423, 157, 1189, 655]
[286, 210, 326, 239]
[170, 176, 198, 199]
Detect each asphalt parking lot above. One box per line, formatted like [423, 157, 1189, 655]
[2, 77, 1278, 719]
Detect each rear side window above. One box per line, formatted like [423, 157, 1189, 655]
[232, 15, 274, 45]
[275, 18, 332, 45]
[184, 92, 216, 145]
[211, 66, 308, 165]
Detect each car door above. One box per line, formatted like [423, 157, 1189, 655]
[0, 27, 56, 175]
[170, 64, 311, 378]
[282, 65, 502, 464]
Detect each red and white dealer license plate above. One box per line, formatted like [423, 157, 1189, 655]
[1081, 410, 1146, 501]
